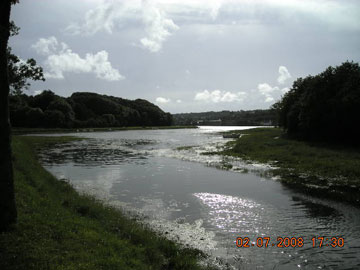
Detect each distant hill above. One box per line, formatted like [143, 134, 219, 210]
[10, 91, 172, 128]
[173, 110, 276, 126]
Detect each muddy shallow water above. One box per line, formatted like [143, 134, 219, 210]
[37, 127, 360, 269]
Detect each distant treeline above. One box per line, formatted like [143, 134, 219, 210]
[273, 61, 360, 145]
[173, 109, 276, 126]
[10, 91, 172, 128]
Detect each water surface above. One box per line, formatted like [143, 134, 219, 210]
[38, 127, 360, 269]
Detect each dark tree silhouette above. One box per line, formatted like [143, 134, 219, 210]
[7, 21, 45, 95]
[9, 91, 173, 128]
[8, 48, 45, 95]
[172, 110, 276, 126]
[0, 0, 17, 231]
[273, 61, 360, 145]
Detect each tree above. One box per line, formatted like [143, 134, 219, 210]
[8, 21, 45, 95]
[47, 98, 75, 126]
[30, 90, 56, 111]
[274, 61, 360, 144]
[0, 0, 17, 231]
[10, 90, 173, 128]
[26, 107, 44, 127]
[44, 109, 66, 127]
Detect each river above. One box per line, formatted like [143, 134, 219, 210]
[37, 127, 360, 270]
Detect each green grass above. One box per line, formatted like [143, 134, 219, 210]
[222, 128, 360, 205]
[0, 136, 212, 270]
[12, 126, 198, 135]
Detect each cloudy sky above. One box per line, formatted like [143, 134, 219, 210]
[10, 0, 360, 113]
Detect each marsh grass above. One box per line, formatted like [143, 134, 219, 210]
[222, 128, 360, 204]
[0, 136, 212, 270]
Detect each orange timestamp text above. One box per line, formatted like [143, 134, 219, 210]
[236, 236, 344, 248]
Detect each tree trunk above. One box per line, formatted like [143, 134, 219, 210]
[0, 0, 16, 231]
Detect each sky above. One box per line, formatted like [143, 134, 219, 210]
[10, 0, 360, 113]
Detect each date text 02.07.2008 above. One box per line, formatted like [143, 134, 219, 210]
[236, 237, 345, 248]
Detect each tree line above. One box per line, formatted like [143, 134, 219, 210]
[272, 61, 360, 145]
[10, 91, 173, 128]
[5, 20, 172, 129]
[173, 109, 276, 126]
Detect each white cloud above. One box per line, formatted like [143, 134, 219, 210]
[65, 1, 139, 36]
[32, 36, 65, 56]
[194, 89, 246, 103]
[176, 99, 182, 103]
[256, 65, 292, 103]
[277, 65, 291, 84]
[63, 0, 360, 57]
[87, 51, 124, 81]
[257, 83, 289, 103]
[33, 37, 124, 81]
[156, 97, 171, 103]
[264, 96, 274, 103]
[150, 0, 360, 30]
[65, 1, 178, 53]
[208, 0, 222, 20]
[257, 83, 279, 94]
[254, 67, 292, 103]
[65, 0, 360, 39]
[140, 1, 179, 52]
[258, 83, 277, 103]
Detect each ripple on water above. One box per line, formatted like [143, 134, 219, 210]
[194, 192, 268, 234]
[37, 130, 360, 270]
[40, 138, 153, 166]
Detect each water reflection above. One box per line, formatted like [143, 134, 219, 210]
[194, 193, 266, 233]
[291, 196, 340, 220]
[37, 128, 360, 270]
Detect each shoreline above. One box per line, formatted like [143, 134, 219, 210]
[12, 125, 198, 135]
[219, 128, 360, 206]
[0, 135, 213, 270]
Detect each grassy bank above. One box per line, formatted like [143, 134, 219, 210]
[12, 126, 197, 135]
[0, 136, 210, 270]
[221, 128, 360, 205]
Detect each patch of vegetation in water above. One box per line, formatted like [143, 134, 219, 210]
[0, 136, 215, 270]
[221, 127, 360, 205]
[200, 151, 219, 156]
[176, 145, 196, 151]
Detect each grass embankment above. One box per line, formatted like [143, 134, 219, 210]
[12, 126, 197, 135]
[0, 136, 209, 270]
[222, 128, 360, 205]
